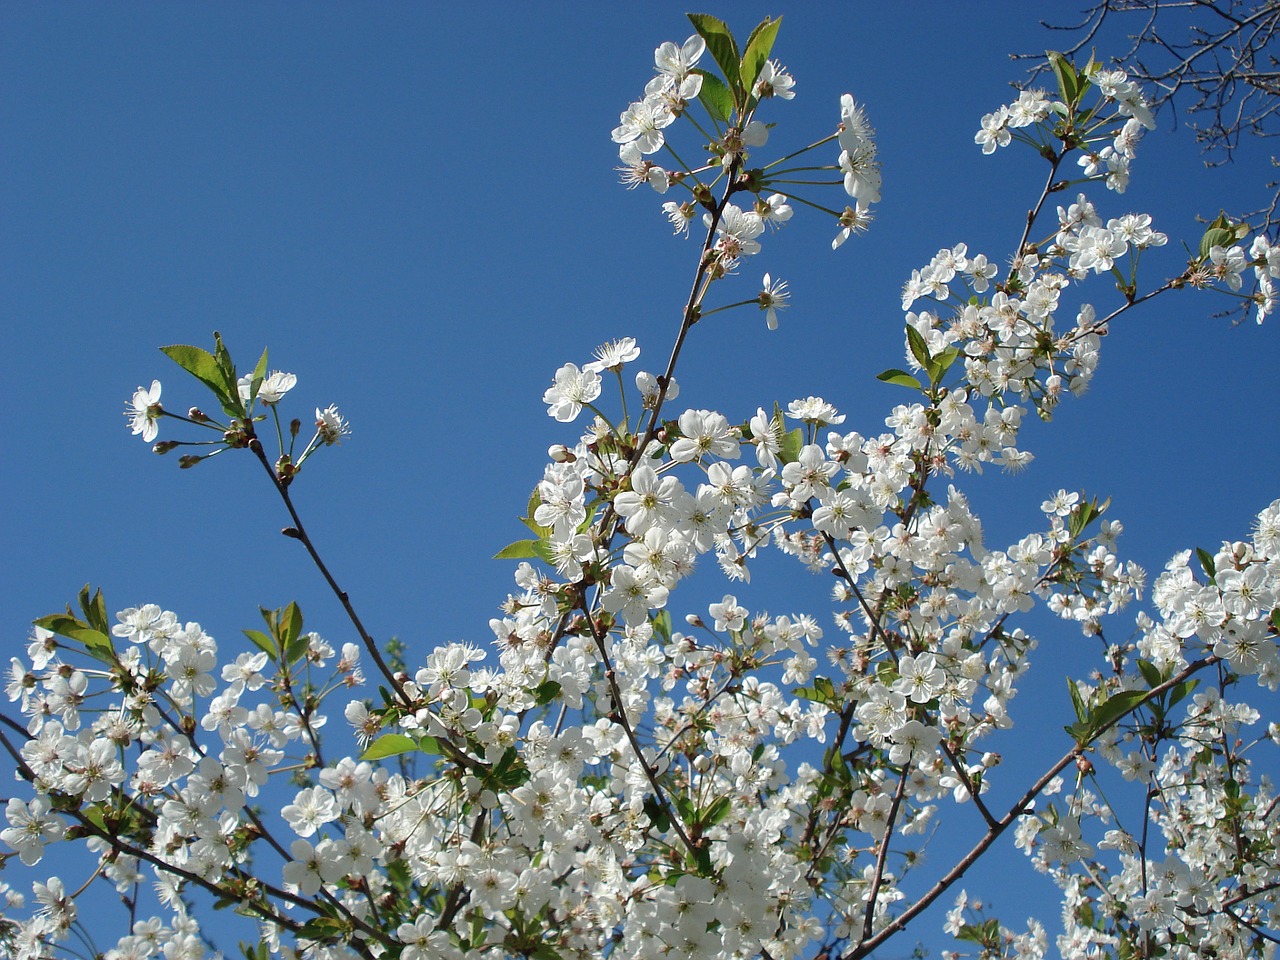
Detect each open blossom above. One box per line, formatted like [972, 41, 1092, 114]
[832, 202, 873, 249]
[838, 94, 881, 203]
[543, 363, 601, 422]
[584, 337, 640, 373]
[758, 273, 789, 330]
[707, 203, 765, 263]
[238, 370, 297, 405]
[654, 34, 704, 83]
[616, 141, 669, 193]
[2, 797, 65, 866]
[126, 380, 163, 442]
[975, 107, 1011, 154]
[315, 404, 350, 444]
[611, 98, 674, 155]
[662, 200, 697, 235]
[755, 59, 795, 99]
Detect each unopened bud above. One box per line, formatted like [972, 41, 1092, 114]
[290, 418, 302, 438]
[548, 444, 575, 463]
[178, 455, 202, 469]
[188, 407, 208, 422]
[281, 527, 302, 539]
[685, 614, 704, 627]
[152, 440, 179, 455]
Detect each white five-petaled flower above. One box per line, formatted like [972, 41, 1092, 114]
[127, 380, 163, 443]
[759, 274, 790, 330]
[543, 363, 602, 422]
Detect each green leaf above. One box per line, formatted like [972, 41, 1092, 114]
[1047, 51, 1080, 107]
[1200, 227, 1236, 260]
[1199, 213, 1243, 260]
[1067, 678, 1087, 723]
[533, 680, 562, 706]
[494, 539, 541, 560]
[643, 794, 671, 832]
[651, 609, 672, 644]
[694, 68, 734, 123]
[160, 343, 237, 412]
[1137, 659, 1163, 689]
[739, 16, 781, 94]
[278, 602, 308, 665]
[1169, 678, 1198, 708]
[243, 629, 278, 659]
[33, 614, 115, 661]
[521, 489, 553, 538]
[296, 918, 346, 944]
[778, 426, 804, 465]
[1068, 495, 1108, 539]
[417, 735, 443, 756]
[691, 844, 713, 877]
[360, 733, 419, 761]
[876, 368, 922, 390]
[702, 795, 732, 827]
[83, 804, 107, 833]
[1195, 547, 1217, 582]
[905, 324, 931, 370]
[688, 14, 742, 101]
[247, 347, 269, 405]
[77, 584, 110, 636]
[1083, 688, 1150, 741]
[931, 346, 961, 384]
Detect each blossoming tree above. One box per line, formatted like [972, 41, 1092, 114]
[4, 13, 1280, 960]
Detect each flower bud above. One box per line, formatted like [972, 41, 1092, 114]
[548, 444, 575, 463]
[152, 440, 179, 455]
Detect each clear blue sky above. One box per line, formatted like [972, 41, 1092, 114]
[3, 2, 1277, 955]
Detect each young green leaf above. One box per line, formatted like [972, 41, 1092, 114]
[161, 344, 235, 407]
[1083, 688, 1149, 741]
[643, 794, 671, 832]
[33, 614, 115, 661]
[905, 324, 932, 370]
[779, 426, 804, 464]
[1195, 547, 1217, 581]
[494, 539, 542, 560]
[930, 346, 961, 384]
[77, 584, 110, 636]
[739, 16, 781, 94]
[701, 795, 732, 827]
[360, 733, 419, 761]
[687, 13, 741, 102]
[247, 347, 269, 405]
[533, 680, 562, 706]
[876, 369, 923, 390]
[1046, 51, 1080, 107]
[243, 629, 279, 659]
[695, 69, 734, 124]
[1067, 678, 1087, 723]
[651, 609, 672, 644]
[1199, 213, 1241, 260]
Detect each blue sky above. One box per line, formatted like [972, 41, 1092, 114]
[3, 2, 1278, 955]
